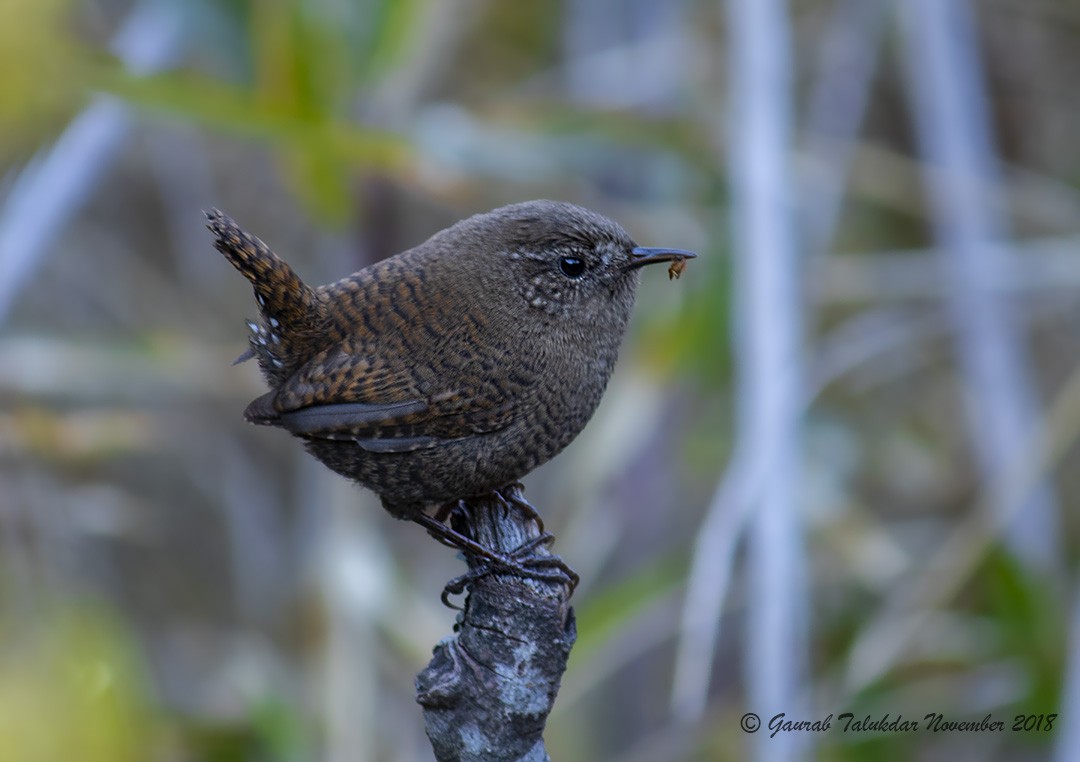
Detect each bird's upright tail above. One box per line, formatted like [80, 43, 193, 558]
[206, 209, 321, 381]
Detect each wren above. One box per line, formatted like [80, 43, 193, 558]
[208, 200, 694, 529]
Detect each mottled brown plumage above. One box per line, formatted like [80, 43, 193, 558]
[207, 201, 694, 520]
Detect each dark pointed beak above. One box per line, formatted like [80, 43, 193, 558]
[627, 246, 698, 270]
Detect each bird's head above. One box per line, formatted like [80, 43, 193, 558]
[441, 200, 695, 331]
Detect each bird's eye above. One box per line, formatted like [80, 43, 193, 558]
[558, 256, 585, 278]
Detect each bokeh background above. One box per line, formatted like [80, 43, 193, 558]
[3, 0, 1080, 760]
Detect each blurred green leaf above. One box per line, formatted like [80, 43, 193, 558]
[249, 697, 311, 762]
[360, 0, 424, 77]
[572, 552, 685, 663]
[179, 698, 311, 762]
[243, 0, 424, 218]
[0, 603, 154, 762]
[976, 549, 1065, 713]
[0, 0, 86, 158]
[98, 0, 422, 220]
[103, 69, 407, 164]
[636, 241, 733, 387]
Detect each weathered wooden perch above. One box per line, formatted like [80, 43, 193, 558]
[415, 490, 577, 762]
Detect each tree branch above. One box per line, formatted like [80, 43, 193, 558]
[415, 492, 576, 762]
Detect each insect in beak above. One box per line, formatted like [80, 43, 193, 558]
[626, 247, 698, 277]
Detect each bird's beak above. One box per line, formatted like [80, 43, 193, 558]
[626, 247, 698, 270]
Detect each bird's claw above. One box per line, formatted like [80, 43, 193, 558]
[439, 535, 578, 609]
[415, 491, 577, 609]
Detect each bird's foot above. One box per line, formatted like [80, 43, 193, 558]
[414, 496, 577, 609]
[414, 510, 505, 560]
[496, 482, 545, 534]
[429, 485, 544, 533]
[439, 533, 578, 609]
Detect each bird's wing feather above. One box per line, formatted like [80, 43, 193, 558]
[251, 340, 530, 446]
[276, 400, 430, 434]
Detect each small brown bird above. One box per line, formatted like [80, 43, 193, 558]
[208, 201, 693, 535]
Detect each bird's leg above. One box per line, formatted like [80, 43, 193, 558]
[441, 562, 572, 609]
[435, 498, 578, 608]
[422, 484, 541, 545]
[492, 487, 579, 591]
[413, 511, 512, 564]
[421, 500, 473, 549]
[439, 547, 579, 608]
[437, 543, 575, 608]
[503, 546, 580, 595]
[431, 499, 460, 525]
[517, 554, 580, 593]
[498, 483, 545, 533]
[418, 504, 565, 608]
